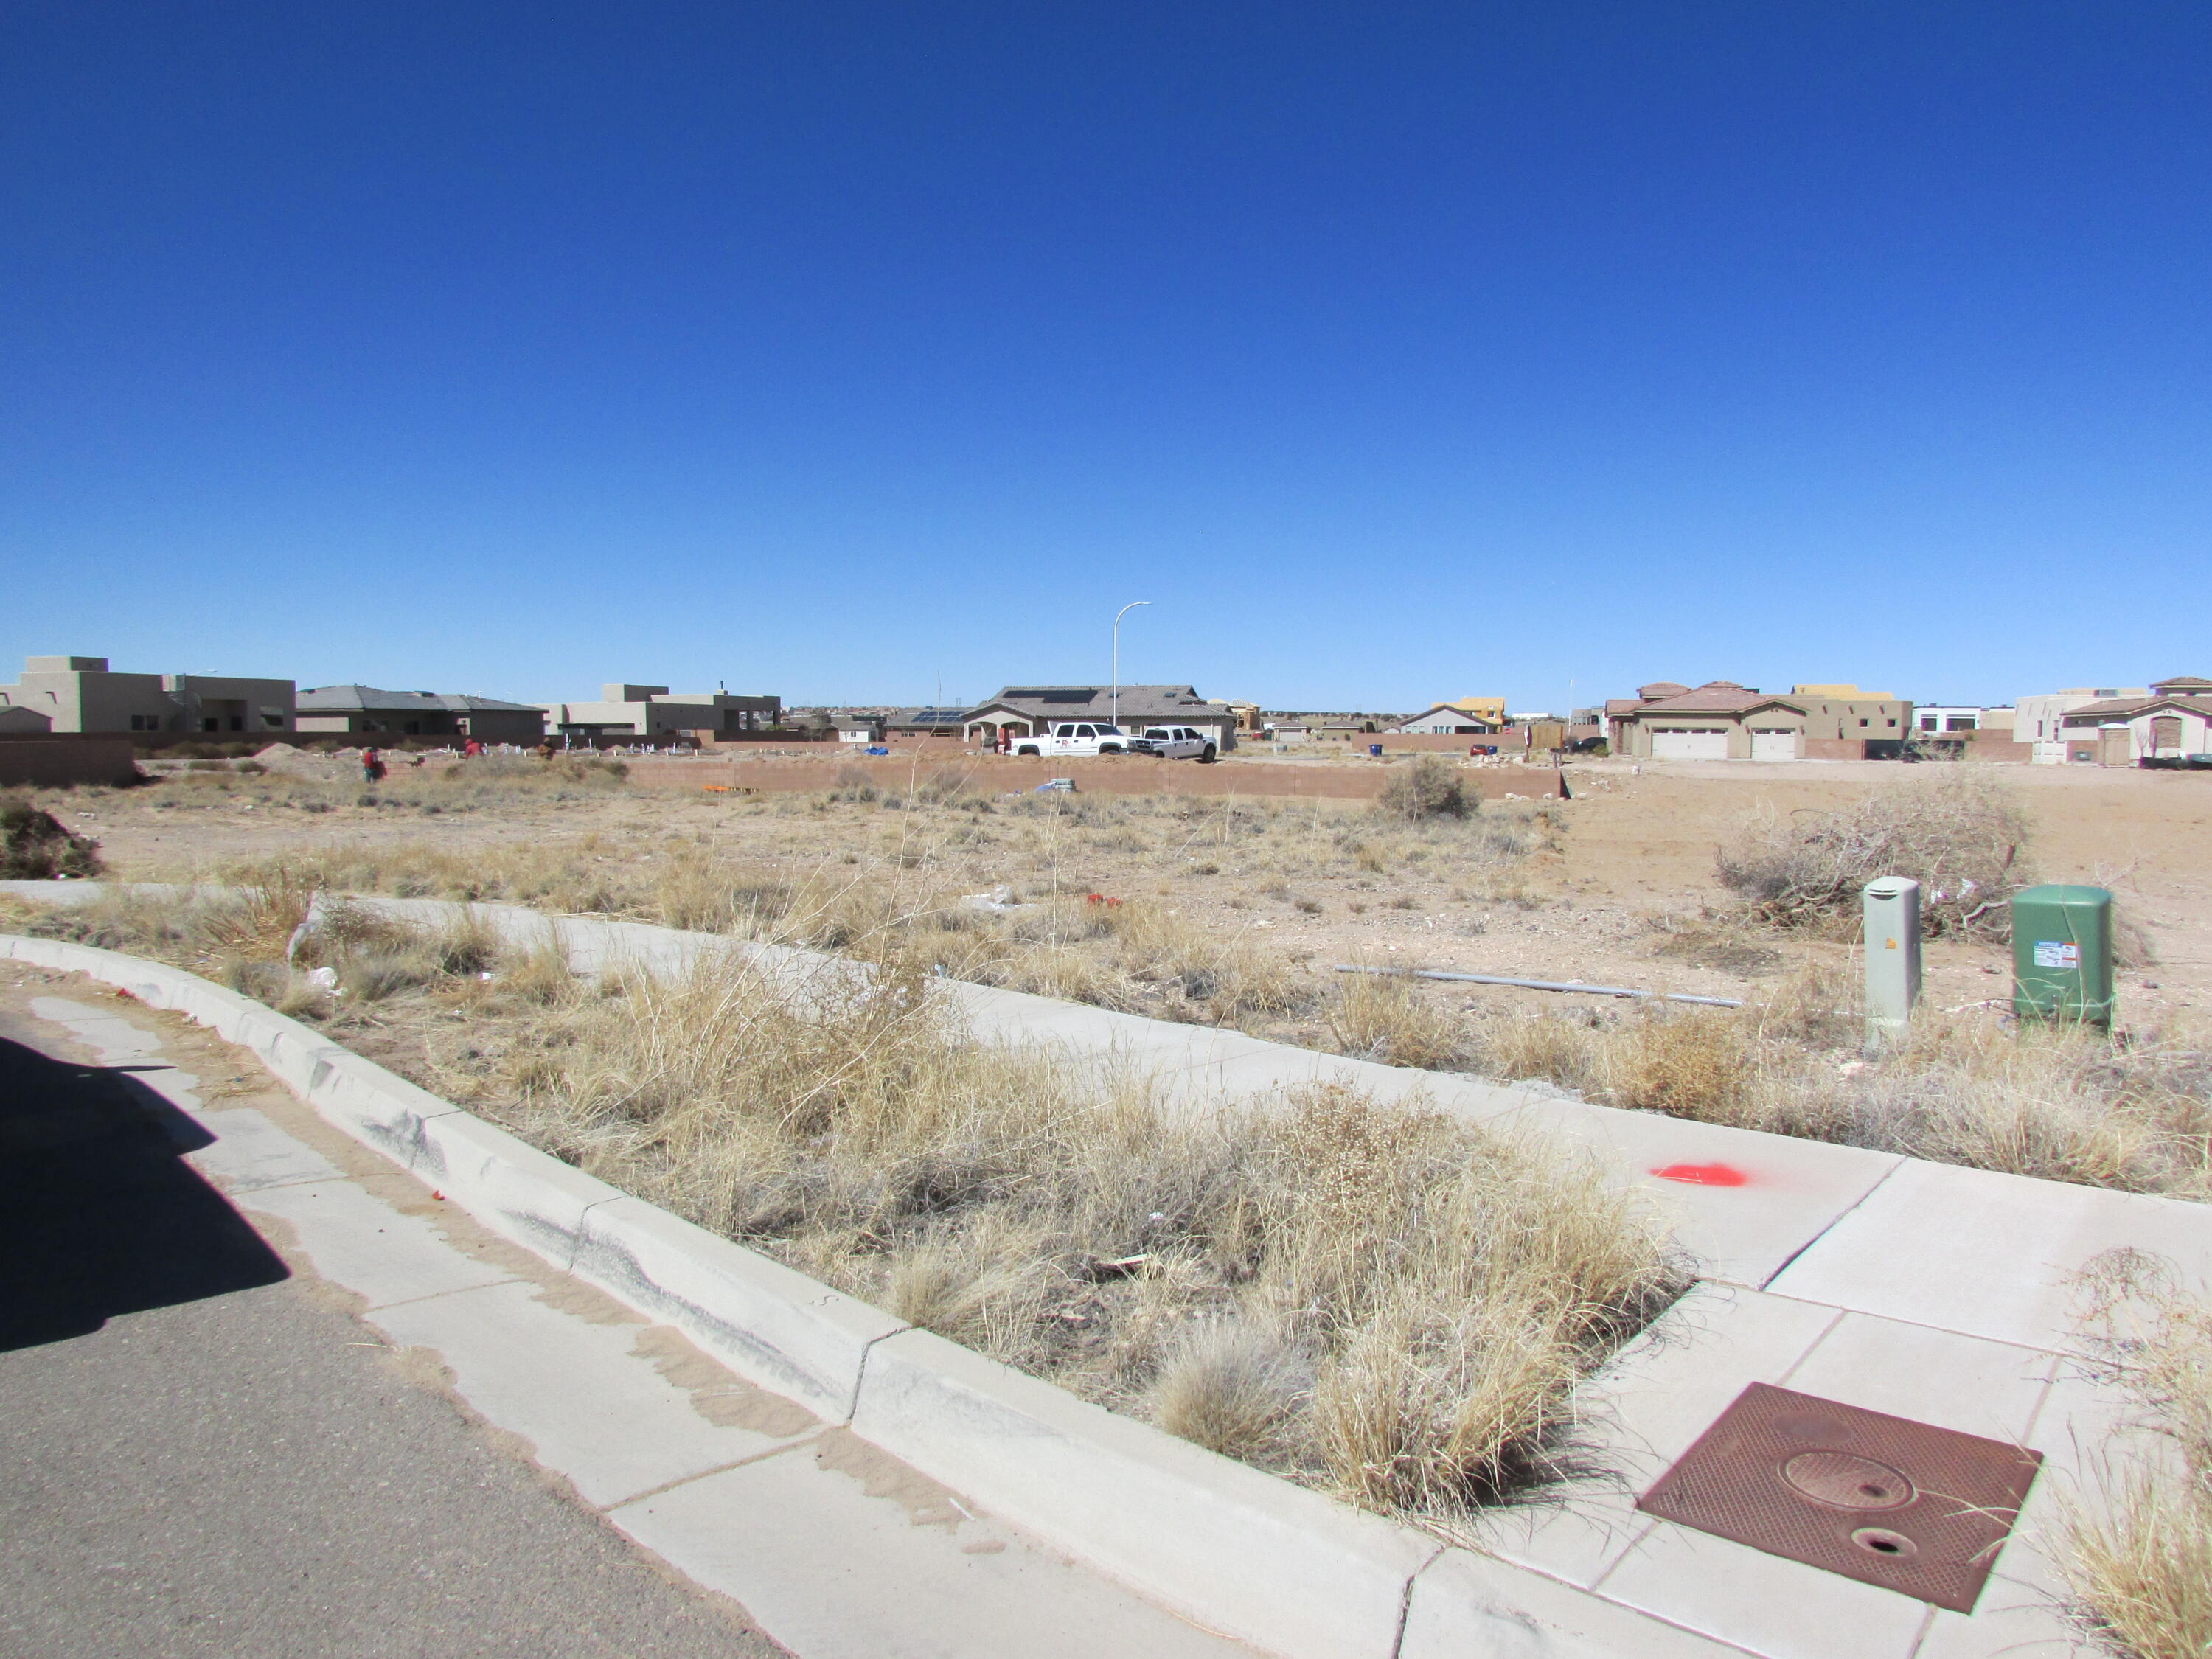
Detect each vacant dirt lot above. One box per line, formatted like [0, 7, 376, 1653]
[16, 754, 2210, 1038]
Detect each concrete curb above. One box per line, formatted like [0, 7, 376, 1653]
[7, 931, 1734, 1659]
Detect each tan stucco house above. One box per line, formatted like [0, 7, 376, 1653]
[0, 655, 294, 736]
[1607, 681, 1913, 760]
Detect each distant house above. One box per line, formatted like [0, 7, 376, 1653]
[1912, 706, 2003, 734]
[0, 705, 53, 734]
[886, 707, 972, 737]
[960, 685, 1239, 750]
[2055, 675, 2212, 764]
[1607, 681, 1913, 760]
[0, 654, 294, 735]
[296, 686, 547, 744]
[2014, 686, 2150, 752]
[1601, 683, 1692, 744]
[542, 683, 782, 741]
[1390, 703, 1504, 735]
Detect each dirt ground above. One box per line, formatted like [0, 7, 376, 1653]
[19, 754, 2210, 1040]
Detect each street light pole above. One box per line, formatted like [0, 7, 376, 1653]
[1111, 601, 1150, 730]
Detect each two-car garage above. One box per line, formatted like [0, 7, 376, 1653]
[1648, 728, 1731, 760]
[1646, 726, 1802, 760]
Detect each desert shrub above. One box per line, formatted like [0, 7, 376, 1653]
[1715, 768, 2033, 937]
[0, 802, 102, 880]
[1379, 756, 1472, 821]
[828, 763, 880, 804]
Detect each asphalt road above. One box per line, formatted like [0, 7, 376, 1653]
[0, 1006, 783, 1659]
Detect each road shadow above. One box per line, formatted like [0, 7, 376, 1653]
[0, 1035, 289, 1351]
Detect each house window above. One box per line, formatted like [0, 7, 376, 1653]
[1859, 718, 1869, 728]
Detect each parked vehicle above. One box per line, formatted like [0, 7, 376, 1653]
[1011, 721, 1131, 757]
[1130, 725, 1218, 762]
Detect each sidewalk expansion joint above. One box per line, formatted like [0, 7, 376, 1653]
[598, 1436, 820, 1513]
[1768, 1307, 1850, 1388]
[1388, 1544, 1447, 1659]
[1757, 1158, 1907, 1290]
[1756, 1287, 2073, 1358]
[355, 1277, 529, 1315]
[1580, 1517, 1660, 1593]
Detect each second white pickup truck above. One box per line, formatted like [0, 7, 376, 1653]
[1010, 721, 1132, 757]
[1130, 725, 1218, 762]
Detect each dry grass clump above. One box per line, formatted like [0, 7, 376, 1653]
[432, 955, 1682, 1529]
[27, 880, 1682, 1531]
[1716, 768, 2034, 938]
[1, 800, 104, 880]
[1379, 757, 1473, 822]
[1328, 969, 1464, 1068]
[17, 880, 522, 1020]
[2061, 1251, 2212, 1658]
[122, 751, 629, 820]
[1458, 970, 2212, 1197]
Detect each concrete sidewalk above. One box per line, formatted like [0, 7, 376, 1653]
[0, 965, 1253, 1659]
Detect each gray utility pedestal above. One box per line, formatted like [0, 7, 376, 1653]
[1863, 877, 1922, 1049]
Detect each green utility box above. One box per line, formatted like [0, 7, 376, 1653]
[2010, 885, 2114, 1026]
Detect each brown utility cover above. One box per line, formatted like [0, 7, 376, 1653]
[1636, 1382, 2042, 1612]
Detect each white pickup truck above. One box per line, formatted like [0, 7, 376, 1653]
[1010, 721, 1132, 757]
[1131, 725, 1218, 762]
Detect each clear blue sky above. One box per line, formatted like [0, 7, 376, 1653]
[5, 3, 2207, 712]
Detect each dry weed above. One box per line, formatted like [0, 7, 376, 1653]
[2061, 1251, 2212, 1658]
[1717, 768, 2034, 938]
[1378, 757, 1472, 822]
[1329, 970, 1464, 1068]
[28, 880, 1681, 1533]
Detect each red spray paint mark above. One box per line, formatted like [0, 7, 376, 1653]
[1652, 1162, 1750, 1187]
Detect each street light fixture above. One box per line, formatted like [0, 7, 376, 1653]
[1111, 601, 1150, 731]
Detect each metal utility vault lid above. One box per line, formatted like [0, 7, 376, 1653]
[1636, 1382, 2042, 1613]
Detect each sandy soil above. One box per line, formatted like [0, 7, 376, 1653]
[24, 756, 2211, 1037]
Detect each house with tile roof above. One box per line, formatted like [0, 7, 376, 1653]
[2053, 676, 2212, 765]
[1606, 681, 1913, 760]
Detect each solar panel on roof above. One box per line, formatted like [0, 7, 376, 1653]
[1004, 689, 1098, 703]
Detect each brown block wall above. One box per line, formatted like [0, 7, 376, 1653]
[622, 754, 1564, 802]
[0, 739, 140, 787]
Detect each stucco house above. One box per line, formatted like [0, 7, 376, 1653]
[0, 655, 294, 736]
[542, 683, 782, 741]
[1607, 681, 1913, 760]
[2055, 675, 2212, 764]
[960, 685, 1239, 750]
[296, 686, 547, 744]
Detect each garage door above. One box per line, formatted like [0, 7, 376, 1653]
[1652, 728, 1730, 759]
[1750, 728, 1799, 762]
